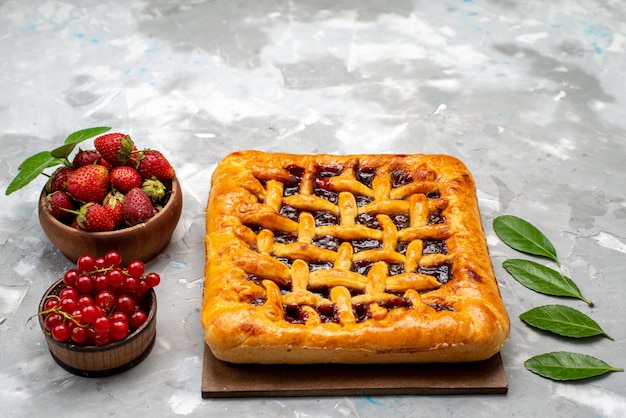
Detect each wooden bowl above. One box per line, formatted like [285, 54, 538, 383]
[38, 177, 183, 264]
[38, 278, 157, 377]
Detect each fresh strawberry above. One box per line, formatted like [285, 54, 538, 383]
[110, 166, 142, 193]
[94, 133, 135, 167]
[45, 191, 77, 222]
[72, 149, 101, 168]
[73, 203, 115, 232]
[142, 178, 166, 203]
[137, 150, 175, 181]
[46, 167, 74, 193]
[65, 164, 110, 203]
[122, 187, 155, 226]
[103, 191, 125, 227]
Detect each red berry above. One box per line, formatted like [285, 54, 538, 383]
[70, 326, 89, 344]
[110, 166, 142, 193]
[94, 133, 135, 167]
[80, 305, 98, 324]
[65, 164, 110, 204]
[137, 150, 175, 181]
[102, 191, 125, 227]
[110, 311, 129, 323]
[76, 254, 96, 272]
[59, 288, 79, 300]
[59, 297, 78, 313]
[94, 256, 106, 270]
[104, 251, 123, 268]
[72, 148, 101, 168]
[44, 313, 65, 332]
[51, 324, 71, 342]
[44, 191, 77, 222]
[75, 274, 94, 294]
[46, 167, 74, 193]
[116, 294, 136, 314]
[106, 268, 125, 289]
[63, 269, 80, 287]
[44, 297, 60, 311]
[110, 320, 129, 341]
[122, 188, 155, 226]
[145, 272, 160, 288]
[129, 309, 148, 329]
[95, 290, 116, 311]
[93, 331, 111, 346]
[93, 315, 111, 334]
[74, 203, 116, 232]
[127, 260, 145, 278]
[77, 294, 95, 308]
[93, 274, 109, 292]
[124, 276, 139, 293]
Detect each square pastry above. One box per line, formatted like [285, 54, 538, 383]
[202, 151, 509, 364]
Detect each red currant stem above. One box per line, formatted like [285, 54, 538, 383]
[27, 306, 87, 328]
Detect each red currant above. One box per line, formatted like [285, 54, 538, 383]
[51, 324, 71, 342]
[124, 276, 138, 293]
[94, 256, 106, 270]
[44, 312, 65, 332]
[95, 290, 116, 312]
[77, 294, 95, 308]
[116, 294, 136, 314]
[44, 297, 60, 311]
[145, 272, 161, 288]
[107, 268, 125, 289]
[110, 311, 129, 323]
[129, 309, 147, 329]
[76, 254, 96, 273]
[127, 260, 145, 278]
[59, 287, 79, 301]
[80, 305, 98, 324]
[93, 331, 111, 346]
[75, 274, 94, 294]
[104, 250, 122, 268]
[93, 316, 111, 334]
[110, 320, 129, 341]
[59, 297, 78, 313]
[63, 269, 80, 287]
[135, 279, 150, 295]
[93, 273, 109, 292]
[70, 326, 89, 344]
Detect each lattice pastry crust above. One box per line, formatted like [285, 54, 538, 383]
[202, 151, 509, 364]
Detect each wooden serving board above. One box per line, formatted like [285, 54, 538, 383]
[201, 344, 507, 398]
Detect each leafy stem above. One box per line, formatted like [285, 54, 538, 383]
[5, 126, 111, 195]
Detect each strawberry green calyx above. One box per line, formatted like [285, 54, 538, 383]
[142, 177, 167, 203]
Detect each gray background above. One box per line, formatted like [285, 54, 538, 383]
[1, 0, 625, 417]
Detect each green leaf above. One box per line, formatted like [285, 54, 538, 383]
[51, 126, 111, 158]
[5, 151, 57, 195]
[520, 304, 613, 340]
[502, 259, 593, 305]
[493, 215, 560, 266]
[525, 352, 623, 381]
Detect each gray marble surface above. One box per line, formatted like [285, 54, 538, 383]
[1, 0, 626, 416]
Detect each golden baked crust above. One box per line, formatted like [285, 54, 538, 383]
[202, 151, 509, 364]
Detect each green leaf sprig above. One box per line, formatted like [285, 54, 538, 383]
[524, 352, 623, 381]
[493, 214, 621, 381]
[5, 126, 111, 195]
[519, 304, 613, 340]
[502, 259, 592, 306]
[493, 214, 561, 266]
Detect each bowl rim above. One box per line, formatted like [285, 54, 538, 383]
[38, 176, 181, 237]
[38, 277, 157, 352]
